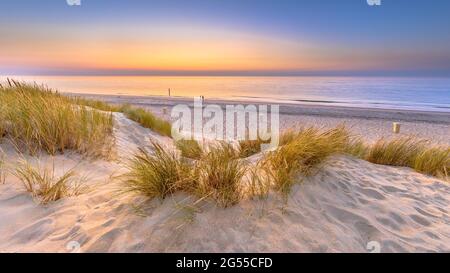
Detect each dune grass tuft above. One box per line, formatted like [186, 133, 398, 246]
[71, 97, 122, 112]
[263, 126, 351, 196]
[413, 147, 449, 178]
[124, 141, 246, 207]
[73, 98, 172, 137]
[247, 161, 271, 200]
[14, 160, 85, 204]
[0, 80, 114, 157]
[123, 124, 449, 208]
[120, 104, 172, 137]
[238, 139, 268, 158]
[365, 137, 449, 179]
[122, 142, 191, 200]
[176, 139, 203, 160]
[195, 144, 246, 207]
[366, 137, 426, 167]
[344, 137, 369, 158]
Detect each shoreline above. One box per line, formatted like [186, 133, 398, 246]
[65, 92, 450, 124]
[66, 92, 450, 146]
[1, 87, 449, 253]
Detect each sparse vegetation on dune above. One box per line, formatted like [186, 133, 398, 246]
[124, 126, 449, 207]
[413, 147, 450, 178]
[366, 137, 426, 167]
[263, 126, 351, 196]
[176, 139, 203, 160]
[2, 79, 448, 210]
[71, 97, 122, 112]
[247, 161, 271, 200]
[73, 98, 172, 137]
[0, 80, 114, 157]
[344, 137, 369, 158]
[124, 141, 247, 207]
[0, 79, 173, 158]
[122, 142, 191, 200]
[14, 160, 85, 204]
[238, 138, 267, 158]
[195, 144, 247, 207]
[365, 137, 449, 179]
[120, 104, 172, 137]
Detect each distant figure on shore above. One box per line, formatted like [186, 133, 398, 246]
[168, 88, 171, 97]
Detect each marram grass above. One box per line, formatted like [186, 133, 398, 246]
[365, 137, 426, 167]
[413, 147, 449, 178]
[176, 139, 203, 160]
[122, 142, 191, 200]
[71, 97, 122, 112]
[124, 141, 247, 207]
[14, 160, 85, 204]
[195, 144, 247, 207]
[238, 138, 267, 158]
[263, 126, 351, 196]
[73, 99, 172, 137]
[365, 137, 449, 179]
[125, 125, 448, 208]
[120, 104, 172, 137]
[0, 80, 113, 157]
[1, 79, 173, 157]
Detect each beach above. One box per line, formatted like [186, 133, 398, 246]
[0, 109, 449, 252]
[67, 93, 450, 145]
[0, 90, 449, 253]
[2, 0, 450, 257]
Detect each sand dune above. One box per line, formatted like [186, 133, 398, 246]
[0, 113, 449, 253]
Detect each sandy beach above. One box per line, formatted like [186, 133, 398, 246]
[67, 93, 450, 145]
[2, 0, 450, 259]
[0, 92, 449, 253]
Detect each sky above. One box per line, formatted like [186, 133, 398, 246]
[1, 0, 450, 76]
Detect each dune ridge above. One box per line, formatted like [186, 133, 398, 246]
[0, 112, 449, 253]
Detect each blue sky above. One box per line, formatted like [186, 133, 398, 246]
[1, 0, 450, 76]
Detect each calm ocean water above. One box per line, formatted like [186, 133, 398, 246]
[3, 76, 450, 112]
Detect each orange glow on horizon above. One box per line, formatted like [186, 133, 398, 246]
[0, 23, 430, 74]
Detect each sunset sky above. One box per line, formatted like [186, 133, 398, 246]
[1, 0, 450, 76]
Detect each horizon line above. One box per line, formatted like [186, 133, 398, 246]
[2, 70, 450, 78]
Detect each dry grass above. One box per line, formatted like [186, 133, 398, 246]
[263, 126, 351, 196]
[74, 98, 172, 137]
[279, 130, 300, 146]
[195, 144, 247, 207]
[238, 139, 268, 158]
[176, 139, 203, 159]
[122, 142, 191, 200]
[14, 160, 85, 204]
[365, 137, 449, 179]
[366, 137, 427, 166]
[123, 125, 449, 208]
[413, 147, 449, 178]
[120, 104, 172, 137]
[71, 97, 122, 112]
[247, 161, 271, 200]
[123, 141, 246, 207]
[344, 137, 369, 158]
[0, 80, 114, 157]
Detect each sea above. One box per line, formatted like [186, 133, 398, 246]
[2, 76, 449, 112]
